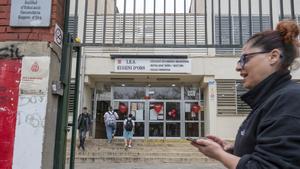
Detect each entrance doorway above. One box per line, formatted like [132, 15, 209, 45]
[94, 85, 204, 139]
[95, 101, 110, 138]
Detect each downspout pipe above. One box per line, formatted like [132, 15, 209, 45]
[53, 0, 72, 168]
[69, 45, 81, 169]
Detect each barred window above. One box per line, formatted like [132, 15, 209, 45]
[216, 79, 251, 115]
[67, 80, 76, 116]
[215, 15, 271, 56]
[236, 80, 251, 114]
[68, 16, 78, 37]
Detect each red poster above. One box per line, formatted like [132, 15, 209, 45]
[0, 59, 22, 169]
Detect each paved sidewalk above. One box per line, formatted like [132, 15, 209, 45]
[66, 162, 226, 169]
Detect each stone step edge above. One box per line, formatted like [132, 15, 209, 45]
[67, 156, 211, 159]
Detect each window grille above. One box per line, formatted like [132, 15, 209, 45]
[216, 79, 251, 115]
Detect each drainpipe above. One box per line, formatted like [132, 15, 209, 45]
[53, 0, 72, 168]
[69, 44, 81, 169]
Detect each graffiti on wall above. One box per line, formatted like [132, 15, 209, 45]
[12, 56, 50, 169]
[0, 52, 51, 169]
[0, 45, 24, 59]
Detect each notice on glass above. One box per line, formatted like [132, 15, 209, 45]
[185, 103, 191, 112]
[149, 109, 158, 120]
[135, 109, 144, 120]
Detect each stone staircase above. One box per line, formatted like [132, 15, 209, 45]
[66, 139, 216, 164]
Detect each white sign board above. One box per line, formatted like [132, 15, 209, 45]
[12, 57, 50, 169]
[10, 0, 52, 27]
[19, 56, 50, 95]
[114, 58, 191, 73]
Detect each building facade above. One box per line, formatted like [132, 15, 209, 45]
[69, 0, 300, 140]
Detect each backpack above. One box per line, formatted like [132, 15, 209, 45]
[107, 112, 116, 127]
[124, 118, 133, 131]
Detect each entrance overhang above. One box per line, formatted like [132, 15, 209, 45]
[89, 74, 204, 85]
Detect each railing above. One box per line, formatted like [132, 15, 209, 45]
[69, 0, 299, 48]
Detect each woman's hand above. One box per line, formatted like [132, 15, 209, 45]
[191, 138, 225, 161]
[191, 136, 240, 169]
[206, 135, 234, 153]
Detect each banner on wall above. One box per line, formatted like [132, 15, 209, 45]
[0, 59, 22, 169]
[12, 57, 50, 169]
[19, 57, 50, 95]
[114, 58, 191, 73]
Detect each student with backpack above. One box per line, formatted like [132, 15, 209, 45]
[104, 106, 119, 143]
[123, 113, 135, 148]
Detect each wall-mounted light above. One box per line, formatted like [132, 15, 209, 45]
[121, 84, 125, 87]
[171, 84, 176, 87]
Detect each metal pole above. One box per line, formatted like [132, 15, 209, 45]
[69, 46, 81, 169]
[53, 0, 72, 168]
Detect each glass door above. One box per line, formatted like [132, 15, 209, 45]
[148, 101, 164, 137]
[108, 84, 204, 139]
[129, 101, 145, 137]
[147, 101, 181, 138]
[165, 101, 181, 137]
[113, 100, 145, 137]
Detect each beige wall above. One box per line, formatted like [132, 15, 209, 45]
[75, 48, 300, 140]
[216, 116, 246, 140]
[83, 84, 93, 111]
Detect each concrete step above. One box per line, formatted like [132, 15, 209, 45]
[66, 139, 213, 164]
[67, 145, 198, 151]
[68, 138, 195, 145]
[70, 151, 202, 157]
[67, 156, 215, 163]
[67, 143, 200, 153]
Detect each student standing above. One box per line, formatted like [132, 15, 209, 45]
[123, 113, 135, 148]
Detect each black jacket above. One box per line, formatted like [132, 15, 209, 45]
[77, 113, 92, 130]
[234, 70, 300, 169]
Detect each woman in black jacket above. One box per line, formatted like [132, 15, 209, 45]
[191, 20, 300, 169]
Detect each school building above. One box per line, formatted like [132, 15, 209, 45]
[69, 0, 300, 140]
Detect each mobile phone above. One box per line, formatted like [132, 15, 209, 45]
[186, 137, 206, 146]
[186, 137, 197, 143]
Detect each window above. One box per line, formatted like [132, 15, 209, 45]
[166, 102, 180, 120]
[184, 86, 200, 100]
[184, 102, 200, 121]
[113, 101, 129, 120]
[149, 122, 163, 137]
[113, 86, 145, 99]
[185, 123, 199, 137]
[67, 81, 75, 116]
[236, 80, 250, 114]
[166, 123, 180, 137]
[149, 102, 164, 121]
[148, 87, 181, 100]
[215, 15, 271, 56]
[216, 79, 251, 115]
